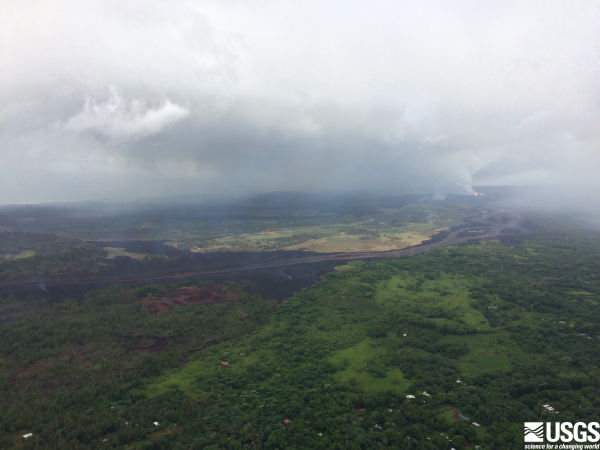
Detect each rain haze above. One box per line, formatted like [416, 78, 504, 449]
[5, 4, 600, 446]
[1, 0, 599, 204]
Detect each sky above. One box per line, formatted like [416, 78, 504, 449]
[1, 0, 599, 204]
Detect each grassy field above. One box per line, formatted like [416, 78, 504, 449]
[185, 222, 448, 253]
[145, 345, 265, 397]
[282, 223, 447, 253]
[102, 247, 148, 260]
[328, 337, 411, 393]
[374, 271, 490, 330]
[1, 249, 36, 260]
[439, 332, 517, 375]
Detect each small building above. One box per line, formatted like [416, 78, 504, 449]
[283, 419, 290, 425]
[422, 391, 431, 397]
[23, 433, 33, 439]
[220, 361, 229, 365]
[153, 422, 159, 426]
[543, 404, 558, 414]
[471, 422, 481, 427]
[458, 413, 470, 422]
[456, 380, 462, 384]
[406, 395, 415, 399]
[402, 333, 407, 337]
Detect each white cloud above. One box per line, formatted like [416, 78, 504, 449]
[423, 134, 449, 144]
[0, 0, 599, 203]
[63, 88, 189, 141]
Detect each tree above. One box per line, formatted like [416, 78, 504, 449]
[266, 430, 287, 448]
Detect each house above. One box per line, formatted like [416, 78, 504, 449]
[472, 422, 481, 427]
[458, 413, 470, 422]
[23, 433, 33, 439]
[422, 391, 431, 397]
[456, 380, 462, 384]
[406, 395, 415, 399]
[283, 419, 291, 425]
[220, 361, 229, 365]
[543, 404, 558, 414]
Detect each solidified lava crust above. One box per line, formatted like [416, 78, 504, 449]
[0, 210, 529, 303]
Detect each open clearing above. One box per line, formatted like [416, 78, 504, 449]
[1, 250, 35, 261]
[188, 222, 448, 253]
[439, 408, 489, 440]
[328, 338, 411, 393]
[103, 247, 148, 260]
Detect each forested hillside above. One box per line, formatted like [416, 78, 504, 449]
[0, 231, 108, 279]
[2, 230, 600, 449]
[0, 231, 79, 257]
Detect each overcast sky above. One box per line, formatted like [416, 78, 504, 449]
[1, 0, 599, 204]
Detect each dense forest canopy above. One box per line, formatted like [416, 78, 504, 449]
[2, 225, 600, 448]
[0, 232, 81, 257]
[0, 231, 108, 279]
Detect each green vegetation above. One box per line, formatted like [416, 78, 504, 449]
[0, 243, 107, 280]
[0, 231, 109, 279]
[0, 282, 273, 449]
[4, 223, 600, 448]
[0, 231, 79, 260]
[192, 220, 446, 253]
[3, 196, 471, 252]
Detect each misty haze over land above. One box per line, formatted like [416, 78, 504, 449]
[5, 5, 600, 447]
[1, 1, 599, 205]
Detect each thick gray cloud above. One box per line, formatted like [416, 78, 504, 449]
[1, 0, 599, 203]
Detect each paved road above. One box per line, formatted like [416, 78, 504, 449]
[3, 209, 523, 289]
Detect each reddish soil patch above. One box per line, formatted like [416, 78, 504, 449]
[139, 284, 241, 314]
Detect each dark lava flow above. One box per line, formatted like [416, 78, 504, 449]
[0, 210, 526, 302]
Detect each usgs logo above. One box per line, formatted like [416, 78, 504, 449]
[525, 422, 600, 443]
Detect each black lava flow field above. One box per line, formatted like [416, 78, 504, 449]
[0, 210, 528, 302]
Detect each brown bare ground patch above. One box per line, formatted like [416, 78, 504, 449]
[139, 284, 241, 314]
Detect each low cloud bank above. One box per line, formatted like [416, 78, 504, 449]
[0, 1, 598, 204]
